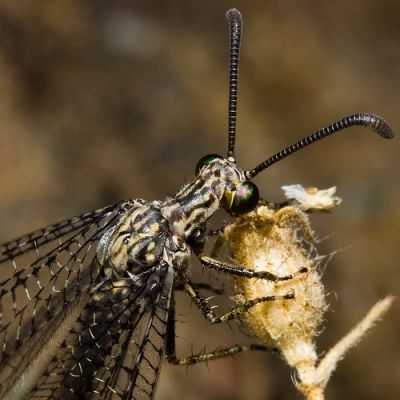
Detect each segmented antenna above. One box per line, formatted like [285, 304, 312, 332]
[226, 9, 242, 162]
[245, 113, 394, 179]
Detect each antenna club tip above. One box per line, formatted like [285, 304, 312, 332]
[226, 9, 242, 24]
[364, 113, 395, 139]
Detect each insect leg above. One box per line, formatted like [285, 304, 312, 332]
[184, 281, 293, 324]
[165, 290, 276, 366]
[199, 255, 307, 282]
[168, 343, 274, 366]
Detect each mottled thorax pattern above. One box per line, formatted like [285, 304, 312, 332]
[98, 201, 168, 277]
[161, 158, 243, 238]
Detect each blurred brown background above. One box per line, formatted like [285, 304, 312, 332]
[0, 1, 399, 399]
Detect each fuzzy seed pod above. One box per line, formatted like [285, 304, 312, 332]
[214, 204, 327, 369]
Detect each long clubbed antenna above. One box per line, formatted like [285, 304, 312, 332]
[226, 9, 242, 162]
[245, 113, 394, 179]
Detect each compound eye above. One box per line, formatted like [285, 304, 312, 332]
[230, 181, 260, 215]
[195, 154, 223, 175]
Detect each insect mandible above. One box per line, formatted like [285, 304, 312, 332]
[0, 8, 394, 400]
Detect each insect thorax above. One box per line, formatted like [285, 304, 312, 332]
[97, 201, 167, 274]
[96, 158, 243, 283]
[161, 157, 244, 234]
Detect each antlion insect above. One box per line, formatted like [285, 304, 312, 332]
[0, 8, 394, 400]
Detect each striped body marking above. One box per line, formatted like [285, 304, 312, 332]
[98, 158, 242, 285]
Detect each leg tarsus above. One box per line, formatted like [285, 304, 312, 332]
[199, 255, 307, 282]
[168, 343, 277, 366]
[184, 281, 294, 324]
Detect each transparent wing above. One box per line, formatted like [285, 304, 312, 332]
[0, 200, 131, 397]
[28, 263, 174, 400]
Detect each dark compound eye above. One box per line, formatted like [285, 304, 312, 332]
[230, 181, 260, 214]
[195, 154, 223, 175]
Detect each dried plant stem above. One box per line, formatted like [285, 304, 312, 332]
[295, 296, 394, 400]
[314, 296, 394, 388]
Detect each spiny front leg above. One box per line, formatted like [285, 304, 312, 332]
[165, 291, 276, 366]
[169, 343, 274, 366]
[184, 281, 294, 324]
[199, 255, 308, 282]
